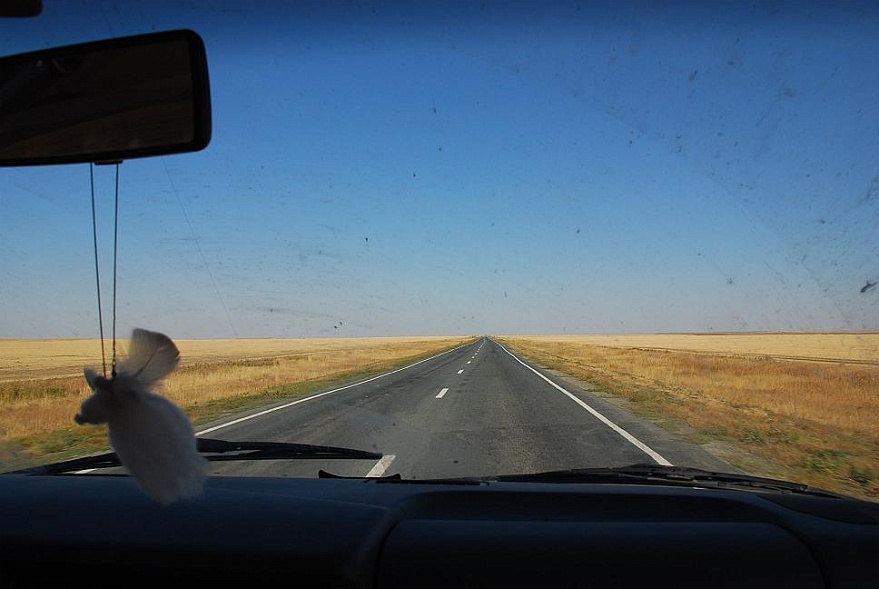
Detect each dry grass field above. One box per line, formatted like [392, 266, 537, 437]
[497, 333, 879, 501]
[0, 336, 476, 381]
[0, 335, 474, 467]
[499, 332, 879, 364]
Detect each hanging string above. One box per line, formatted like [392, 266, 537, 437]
[89, 163, 107, 377]
[88, 162, 122, 378]
[111, 162, 121, 377]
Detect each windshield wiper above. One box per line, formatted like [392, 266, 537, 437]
[194, 437, 383, 461]
[9, 437, 383, 475]
[494, 464, 846, 498]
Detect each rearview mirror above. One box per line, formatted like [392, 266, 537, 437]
[0, 29, 211, 166]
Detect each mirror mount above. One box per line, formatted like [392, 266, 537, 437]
[0, 29, 211, 166]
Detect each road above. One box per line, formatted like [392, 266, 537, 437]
[197, 337, 734, 479]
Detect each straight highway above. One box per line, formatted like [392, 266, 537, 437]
[198, 337, 734, 479]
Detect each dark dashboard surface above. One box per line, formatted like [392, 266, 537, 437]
[3, 473, 879, 588]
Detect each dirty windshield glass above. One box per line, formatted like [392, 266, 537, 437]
[1, 1, 877, 503]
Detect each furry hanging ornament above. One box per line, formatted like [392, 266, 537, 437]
[75, 328, 206, 505]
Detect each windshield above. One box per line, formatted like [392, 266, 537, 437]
[1, 1, 877, 502]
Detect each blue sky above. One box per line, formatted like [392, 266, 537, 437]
[1, 1, 877, 339]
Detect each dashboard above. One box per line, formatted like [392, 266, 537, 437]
[3, 472, 879, 588]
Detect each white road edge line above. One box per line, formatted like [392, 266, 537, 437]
[436, 387, 449, 399]
[498, 343, 673, 466]
[366, 454, 396, 478]
[196, 341, 474, 436]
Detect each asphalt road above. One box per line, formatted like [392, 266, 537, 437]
[196, 337, 734, 479]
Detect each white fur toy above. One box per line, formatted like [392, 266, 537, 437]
[75, 328, 206, 505]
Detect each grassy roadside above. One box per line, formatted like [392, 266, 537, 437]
[497, 336, 879, 502]
[1, 336, 475, 470]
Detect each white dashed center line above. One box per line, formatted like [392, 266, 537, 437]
[366, 454, 396, 477]
[436, 387, 449, 399]
[457, 369, 464, 374]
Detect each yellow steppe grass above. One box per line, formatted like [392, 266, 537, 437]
[0, 336, 477, 381]
[502, 332, 879, 364]
[0, 336, 473, 446]
[497, 333, 879, 501]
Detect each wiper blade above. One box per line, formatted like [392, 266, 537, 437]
[495, 464, 845, 498]
[9, 437, 383, 475]
[194, 437, 383, 461]
[317, 469, 485, 485]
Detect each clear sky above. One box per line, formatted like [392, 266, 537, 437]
[1, 0, 877, 339]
